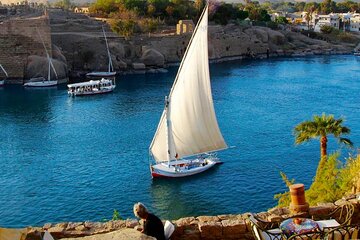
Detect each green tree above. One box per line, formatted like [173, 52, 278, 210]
[211, 3, 247, 25]
[295, 2, 306, 12]
[306, 153, 341, 204]
[194, 0, 205, 13]
[123, 0, 146, 15]
[294, 113, 353, 179]
[294, 113, 352, 159]
[273, 171, 295, 207]
[321, 0, 337, 14]
[304, 11, 313, 31]
[338, 154, 360, 194]
[304, 2, 320, 13]
[90, 0, 118, 16]
[275, 16, 289, 24]
[110, 19, 136, 38]
[320, 24, 335, 33]
[147, 3, 156, 16]
[54, 0, 73, 10]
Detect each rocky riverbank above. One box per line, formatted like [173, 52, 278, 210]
[16, 194, 360, 240]
[48, 10, 359, 80]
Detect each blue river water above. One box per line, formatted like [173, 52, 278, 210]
[0, 55, 359, 228]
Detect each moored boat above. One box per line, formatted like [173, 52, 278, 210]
[86, 27, 116, 78]
[149, 4, 228, 178]
[24, 29, 58, 88]
[67, 78, 115, 96]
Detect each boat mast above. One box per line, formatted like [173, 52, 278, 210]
[103, 26, 113, 73]
[0, 64, 8, 78]
[165, 96, 174, 166]
[36, 28, 58, 80]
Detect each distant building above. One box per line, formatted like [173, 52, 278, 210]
[314, 14, 339, 32]
[176, 20, 194, 35]
[350, 15, 360, 32]
[338, 13, 352, 31]
[74, 7, 89, 14]
[286, 12, 303, 24]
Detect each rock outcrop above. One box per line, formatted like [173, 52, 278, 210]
[25, 55, 68, 80]
[140, 46, 165, 67]
[48, 10, 359, 77]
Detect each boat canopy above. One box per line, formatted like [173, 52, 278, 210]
[67, 79, 112, 88]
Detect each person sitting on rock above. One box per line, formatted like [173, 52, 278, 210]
[133, 202, 165, 240]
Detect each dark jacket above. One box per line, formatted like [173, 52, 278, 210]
[143, 213, 165, 240]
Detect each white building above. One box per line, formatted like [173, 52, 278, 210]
[350, 14, 360, 32]
[314, 13, 340, 32]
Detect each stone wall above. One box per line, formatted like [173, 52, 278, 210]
[0, 16, 51, 82]
[23, 194, 360, 240]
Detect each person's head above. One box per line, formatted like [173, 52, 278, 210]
[133, 202, 149, 219]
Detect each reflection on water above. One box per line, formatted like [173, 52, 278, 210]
[150, 167, 221, 220]
[0, 55, 359, 227]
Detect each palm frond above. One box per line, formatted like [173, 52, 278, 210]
[339, 137, 354, 147]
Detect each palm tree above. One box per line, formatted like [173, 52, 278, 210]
[294, 114, 353, 179]
[305, 11, 312, 31]
[294, 113, 353, 158]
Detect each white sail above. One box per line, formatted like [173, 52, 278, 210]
[150, 5, 227, 163]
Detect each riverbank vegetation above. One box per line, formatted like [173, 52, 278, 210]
[275, 114, 359, 207]
[87, 0, 271, 36]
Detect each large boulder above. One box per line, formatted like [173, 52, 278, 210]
[52, 44, 67, 64]
[25, 55, 68, 79]
[267, 29, 287, 45]
[245, 27, 269, 43]
[140, 47, 165, 67]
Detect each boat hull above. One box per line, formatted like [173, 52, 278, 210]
[24, 80, 58, 87]
[151, 157, 221, 178]
[68, 87, 114, 96]
[86, 72, 116, 78]
[0, 80, 4, 86]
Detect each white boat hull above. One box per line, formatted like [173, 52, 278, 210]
[68, 86, 115, 96]
[24, 80, 58, 87]
[0, 80, 4, 86]
[86, 72, 116, 78]
[151, 157, 221, 178]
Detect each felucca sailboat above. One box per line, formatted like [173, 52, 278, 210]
[86, 27, 116, 78]
[149, 4, 228, 178]
[24, 30, 58, 87]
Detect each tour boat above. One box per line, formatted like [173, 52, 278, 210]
[0, 64, 8, 86]
[149, 4, 228, 178]
[86, 27, 116, 78]
[67, 78, 115, 96]
[24, 30, 58, 87]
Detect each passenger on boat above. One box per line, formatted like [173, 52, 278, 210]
[133, 202, 165, 240]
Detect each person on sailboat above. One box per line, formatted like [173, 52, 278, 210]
[133, 202, 165, 240]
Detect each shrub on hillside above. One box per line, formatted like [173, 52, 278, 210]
[338, 32, 358, 43]
[320, 25, 335, 34]
[110, 19, 137, 38]
[274, 152, 360, 207]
